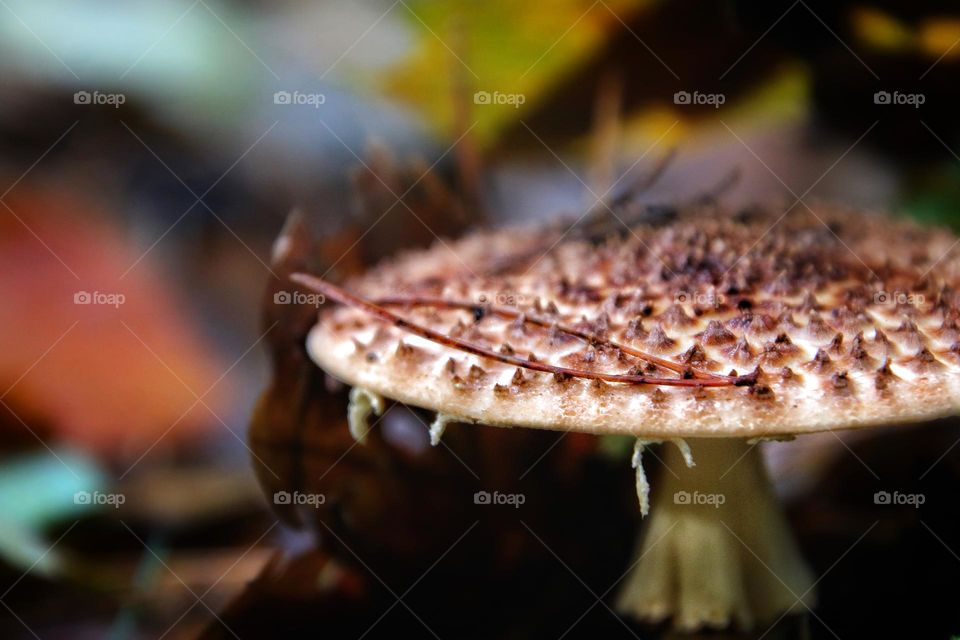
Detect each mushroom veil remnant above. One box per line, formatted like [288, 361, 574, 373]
[292, 202, 960, 632]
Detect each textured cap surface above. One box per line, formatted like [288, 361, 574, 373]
[305, 204, 960, 438]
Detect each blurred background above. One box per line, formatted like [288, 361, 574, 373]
[2, 0, 960, 638]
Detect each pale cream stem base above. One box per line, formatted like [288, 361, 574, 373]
[615, 438, 816, 632]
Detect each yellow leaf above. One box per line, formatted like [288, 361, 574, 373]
[380, 0, 647, 146]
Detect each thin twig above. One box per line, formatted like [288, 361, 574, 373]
[608, 147, 678, 210]
[373, 295, 726, 381]
[291, 273, 755, 388]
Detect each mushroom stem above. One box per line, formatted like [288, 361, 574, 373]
[616, 438, 815, 632]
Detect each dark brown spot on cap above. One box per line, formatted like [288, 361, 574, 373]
[727, 336, 755, 364]
[645, 324, 676, 352]
[828, 333, 844, 354]
[700, 320, 736, 346]
[678, 343, 708, 367]
[807, 348, 832, 373]
[625, 317, 648, 340]
[661, 304, 694, 328]
[831, 371, 850, 391]
[805, 314, 833, 340]
[749, 384, 774, 399]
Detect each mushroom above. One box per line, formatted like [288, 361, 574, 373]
[290, 203, 960, 632]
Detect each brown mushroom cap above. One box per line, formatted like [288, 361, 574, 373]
[305, 203, 960, 438]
